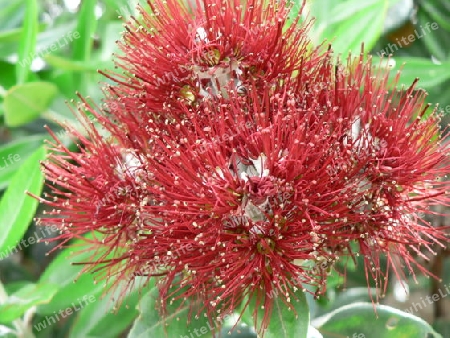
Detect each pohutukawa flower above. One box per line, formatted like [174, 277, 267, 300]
[36, 79, 366, 333]
[100, 0, 323, 115]
[322, 53, 450, 298]
[125, 83, 372, 329]
[32, 0, 450, 335]
[34, 108, 152, 288]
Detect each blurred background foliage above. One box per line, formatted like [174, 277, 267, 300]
[0, 0, 450, 337]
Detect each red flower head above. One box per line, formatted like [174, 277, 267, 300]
[125, 81, 371, 330]
[100, 0, 323, 115]
[35, 108, 150, 286]
[321, 53, 450, 298]
[34, 0, 450, 335]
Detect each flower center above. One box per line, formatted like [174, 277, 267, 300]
[191, 27, 244, 98]
[256, 238, 276, 255]
[193, 59, 243, 98]
[237, 154, 271, 225]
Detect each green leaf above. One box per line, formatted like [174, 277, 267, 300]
[39, 71, 76, 100]
[0, 146, 46, 258]
[0, 23, 47, 45]
[0, 61, 21, 117]
[315, 302, 443, 338]
[389, 57, 450, 88]
[308, 0, 388, 55]
[69, 279, 153, 338]
[73, 0, 98, 62]
[71, 0, 98, 88]
[240, 288, 309, 338]
[102, 0, 138, 18]
[0, 135, 46, 190]
[43, 54, 104, 72]
[16, 0, 39, 83]
[3, 81, 58, 127]
[421, 0, 450, 31]
[0, 27, 29, 44]
[128, 287, 212, 338]
[0, 1, 23, 35]
[0, 61, 18, 90]
[0, 21, 77, 60]
[433, 318, 450, 338]
[93, 22, 123, 63]
[36, 239, 106, 315]
[0, 283, 58, 324]
[220, 323, 257, 338]
[263, 290, 309, 338]
[315, 288, 377, 318]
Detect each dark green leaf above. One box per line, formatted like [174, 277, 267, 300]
[36, 239, 107, 315]
[0, 61, 18, 90]
[421, 1, 450, 31]
[69, 279, 154, 338]
[0, 146, 45, 258]
[0, 135, 46, 190]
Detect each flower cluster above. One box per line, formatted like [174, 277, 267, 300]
[36, 0, 450, 334]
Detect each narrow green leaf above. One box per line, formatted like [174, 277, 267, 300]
[421, 1, 450, 31]
[3, 82, 58, 127]
[73, 0, 97, 62]
[16, 0, 39, 83]
[71, 0, 98, 88]
[420, 29, 447, 62]
[0, 283, 58, 324]
[0, 146, 46, 257]
[0, 135, 46, 190]
[36, 232, 130, 316]
[315, 302, 442, 338]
